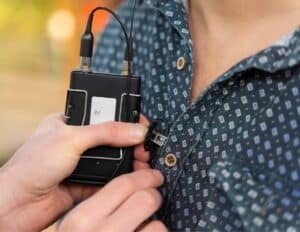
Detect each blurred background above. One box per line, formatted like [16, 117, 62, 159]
[0, 0, 122, 167]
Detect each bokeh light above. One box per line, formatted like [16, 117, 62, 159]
[0, 1, 122, 231]
[47, 9, 76, 42]
[0, 0, 122, 167]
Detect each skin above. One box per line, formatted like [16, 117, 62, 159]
[0, 113, 167, 232]
[189, 0, 300, 102]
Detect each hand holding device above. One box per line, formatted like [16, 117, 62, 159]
[0, 113, 163, 231]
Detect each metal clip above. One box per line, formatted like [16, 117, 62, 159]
[144, 120, 168, 153]
[150, 130, 167, 147]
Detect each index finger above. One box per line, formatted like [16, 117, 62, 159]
[68, 169, 164, 218]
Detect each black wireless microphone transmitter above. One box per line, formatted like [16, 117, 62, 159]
[64, 4, 140, 185]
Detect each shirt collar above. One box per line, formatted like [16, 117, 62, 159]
[182, 0, 188, 11]
[221, 26, 300, 79]
[140, 0, 300, 75]
[141, 0, 191, 44]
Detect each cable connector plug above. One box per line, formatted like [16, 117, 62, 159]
[77, 5, 136, 75]
[78, 14, 94, 72]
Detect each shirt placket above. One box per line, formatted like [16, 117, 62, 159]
[154, 83, 231, 218]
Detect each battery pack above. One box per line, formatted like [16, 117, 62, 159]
[65, 70, 141, 185]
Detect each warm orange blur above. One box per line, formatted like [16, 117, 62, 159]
[0, 0, 122, 166]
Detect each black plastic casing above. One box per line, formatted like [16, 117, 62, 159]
[65, 70, 141, 185]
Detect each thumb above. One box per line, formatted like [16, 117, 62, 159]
[70, 121, 148, 153]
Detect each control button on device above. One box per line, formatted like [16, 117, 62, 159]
[131, 110, 139, 121]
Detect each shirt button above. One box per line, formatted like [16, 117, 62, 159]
[164, 153, 177, 167]
[176, 56, 186, 70]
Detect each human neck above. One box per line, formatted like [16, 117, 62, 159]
[188, 0, 300, 102]
[189, 0, 300, 36]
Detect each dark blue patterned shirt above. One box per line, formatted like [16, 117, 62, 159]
[92, 0, 300, 231]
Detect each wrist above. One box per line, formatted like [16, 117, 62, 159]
[0, 165, 72, 231]
[0, 164, 26, 217]
[0, 165, 15, 216]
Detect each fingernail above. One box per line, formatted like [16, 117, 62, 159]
[131, 124, 148, 140]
